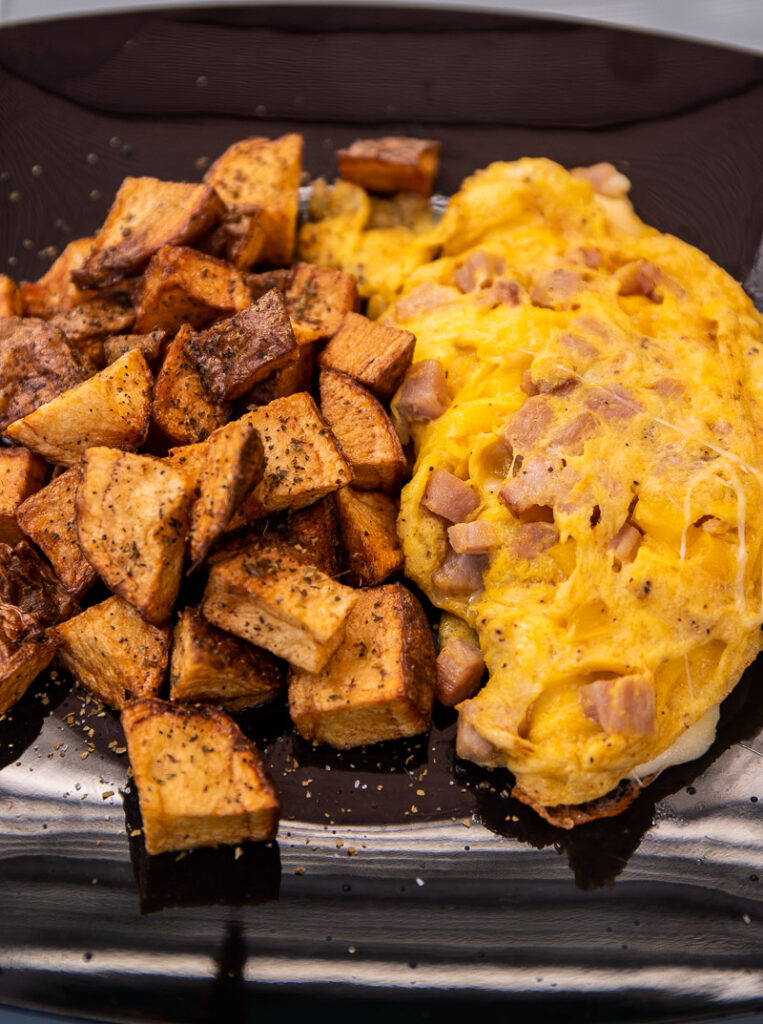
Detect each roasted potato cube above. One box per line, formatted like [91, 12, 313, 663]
[133, 245, 252, 335]
[49, 292, 136, 368]
[201, 208, 267, 271]
[337, 137, 441, 196]
[205, 134, 303, 267]
[122, 697, 280, 853]
[55, 595, 169, 709]
[76, 447, 189, 624]
[334, 487, 403, 586]
[170, 608, 281, 710]
[244, 340, 314, 407]
[279, 496, 342, 578]
[246, 268, 292, 299]
[72, 177, 223, 288]
[164, 440, 209, 502]
[286, 263, 358, 345]
[20, 237, 97, 317]
[202, 536, 357, 672]
[319, 369, 406, 492]
[152, 324, 230, 445]
[16, 467, 97, 598]
[188, 419, 265, 569]
[0, 541, 78, 641]
[0, 275, 22, 318]
[0, 449, 48, 546]
[103, 329, 166, 368]
[0, 636, 60, 714]
[288, 583, 436, 748]
[5, 349, 152, 466]
[0, 317, 86, 431]
[318, 312, 415, 400]
[227, 393, 352, 528]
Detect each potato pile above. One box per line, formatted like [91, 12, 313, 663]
[0, 134, 441, 854]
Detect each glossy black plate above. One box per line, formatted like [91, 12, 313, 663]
[0, 7, 761, 1023]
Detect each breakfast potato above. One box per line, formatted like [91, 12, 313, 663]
[55, 595, 170, 709]
[319, 369, 406, 492]
[185, 289, 297, 402]
[227, 392, 352, 528]
[0, 541, 79, 641]
[318, 311, 415, 400]
[246, 268, 293, 300]
[121, 698, 280, 854]
[334, 486, 403, 586]
[170, 607, 281, 710]
[244, 340, 314, 406]
[288, 583, 436, 748]
[76, 447, 189, 624]
[16, 467, 97, 598]
[205, 134, 303, 267]
[49, 291, 137, 367]
[0, 636, 61, 715]
[72, 177, 223, 288]
[202, 209, 268, 271]
[279, 496, 342, 577]
[103, 329, 166, 367]
[0, 449, 48, 546]
[20, 237, 97, 317]
[337, 136, 441, 196]
[202, 536, 357, 672]
[0, 275, 22, 318]
[5, 349, 152, 465]
[133, 245, 251, 335]
[152, 324, 231, 445]
[188, 419, 265, 569]
[0, 317, 86, 431]
[285, 263, 358, 345]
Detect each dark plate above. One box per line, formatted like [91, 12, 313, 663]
[0, 7, 761, 1023]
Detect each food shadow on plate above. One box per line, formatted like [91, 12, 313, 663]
[122, 782, 281, 915]
[0, 664, 72, 770]
[456, 655, 763, 891]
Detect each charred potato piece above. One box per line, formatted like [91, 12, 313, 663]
[72, 177, 223, 289]
[152, 324, 230, 445]
[0, 449, 48, 546]
[244, 340, 314, 407]
[133, 245, 251, 335]
[16, 467, 97, 598]
[122, 697, 280, 853]
[55, 595, 170, 709]
[286, 263, 358, 345]
[5, 349, 152, 466]
[170, 608, 281, 710]
[319, 369, 406, 492]
[288, 583, 436, 748]
[49, 291, 136, 368]
[202, 536, 357, 672]
[318, 311, 415, 400]
[76, 447, 189, 624]
[337, 137, 441, 196]
[279, 496, 342, 578]
[186, 289, 297, 402]
[103, 329, 166, 368]
[334, 487, 403, 586]
[246, 268, 292, 300]
[0, 275, 22, 318]
[20, 237, 97, 317]
[0, 541, 78, 641]
[0, 636, 60, 715]
[0, 317, 86, 432]
[205, 134, 303, 267]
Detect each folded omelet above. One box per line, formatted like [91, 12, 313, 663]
[300, 158, 763, 822]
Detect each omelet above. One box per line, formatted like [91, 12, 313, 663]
[300, 157, 763, 822]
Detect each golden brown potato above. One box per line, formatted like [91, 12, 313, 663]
[20, 237, 97, 317]
[185, 290, 297, 402]
[5, 349, 152, 466]
[49, 292, 136, 368]
[337, 137, 441, 196]
[170, 607, 281, 710]
[334, 486, 403, 585]
[0, 636, 60, 715]
[152, 324, 230, 445]
[188, 419, 265, 570]
[0, 541, 78, 641]
[76, 447, 189, 624]
[121, 697, 280, 854]
[103, 329, 166, 368]
[16, 467, 97, 598]
[288, 583, 436, 748]
[318, 311, 415, 400]
[202, 536, 357, 672]
[201, 209, 267, 271]
[72, 177, 223, 288]
[246, 268, 292, 299]
[244, 340, 314, 407]
[0, 449, 48, 546]
[164, 441, 208, 502]
[0, 317, 86, 431]
[55, 595, 170, 709]
[278, 496, 342, 578]
[205, 134, 303, 267]
[285, 263, 358, 345]
[0, 275, 22, 318]
[228, 392, 352, 528]
[319, 369, 406, 492]
[133, 245, 252, 335]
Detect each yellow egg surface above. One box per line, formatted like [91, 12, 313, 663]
[300, 158, 763, 809]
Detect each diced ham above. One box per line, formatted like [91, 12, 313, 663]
[652, 377, 685, 400]
[436, 638, 485, 706]
[455, 706, 498, 762]
[585, 384, 641, 421]
[502, 396, 554, 452]
[395, 281, 459, 320]
[609, 521, 641, 566]
[448, 518, 496, 554]
[571, 162, 631, 198]
[579, 673, 655, 736]
[559, 332, 599, 362]
[696, 515, 728, 536]
[432, 548, 486, 598]
[548, 411, 598, 455]
[530, 268, 582, 310]
[617, 259, 662, 303]
[573, 314, 612, 339]
[499, 454, 575, 517]
[396, 359, 448, 422]
[474, 279, 521, 308]
[422, 468, 480, 523]
[520, 369, 540, 396]
[453, 250, 506, 293]
[568, 246, 602, 269]
[509, 521, 559, 560]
